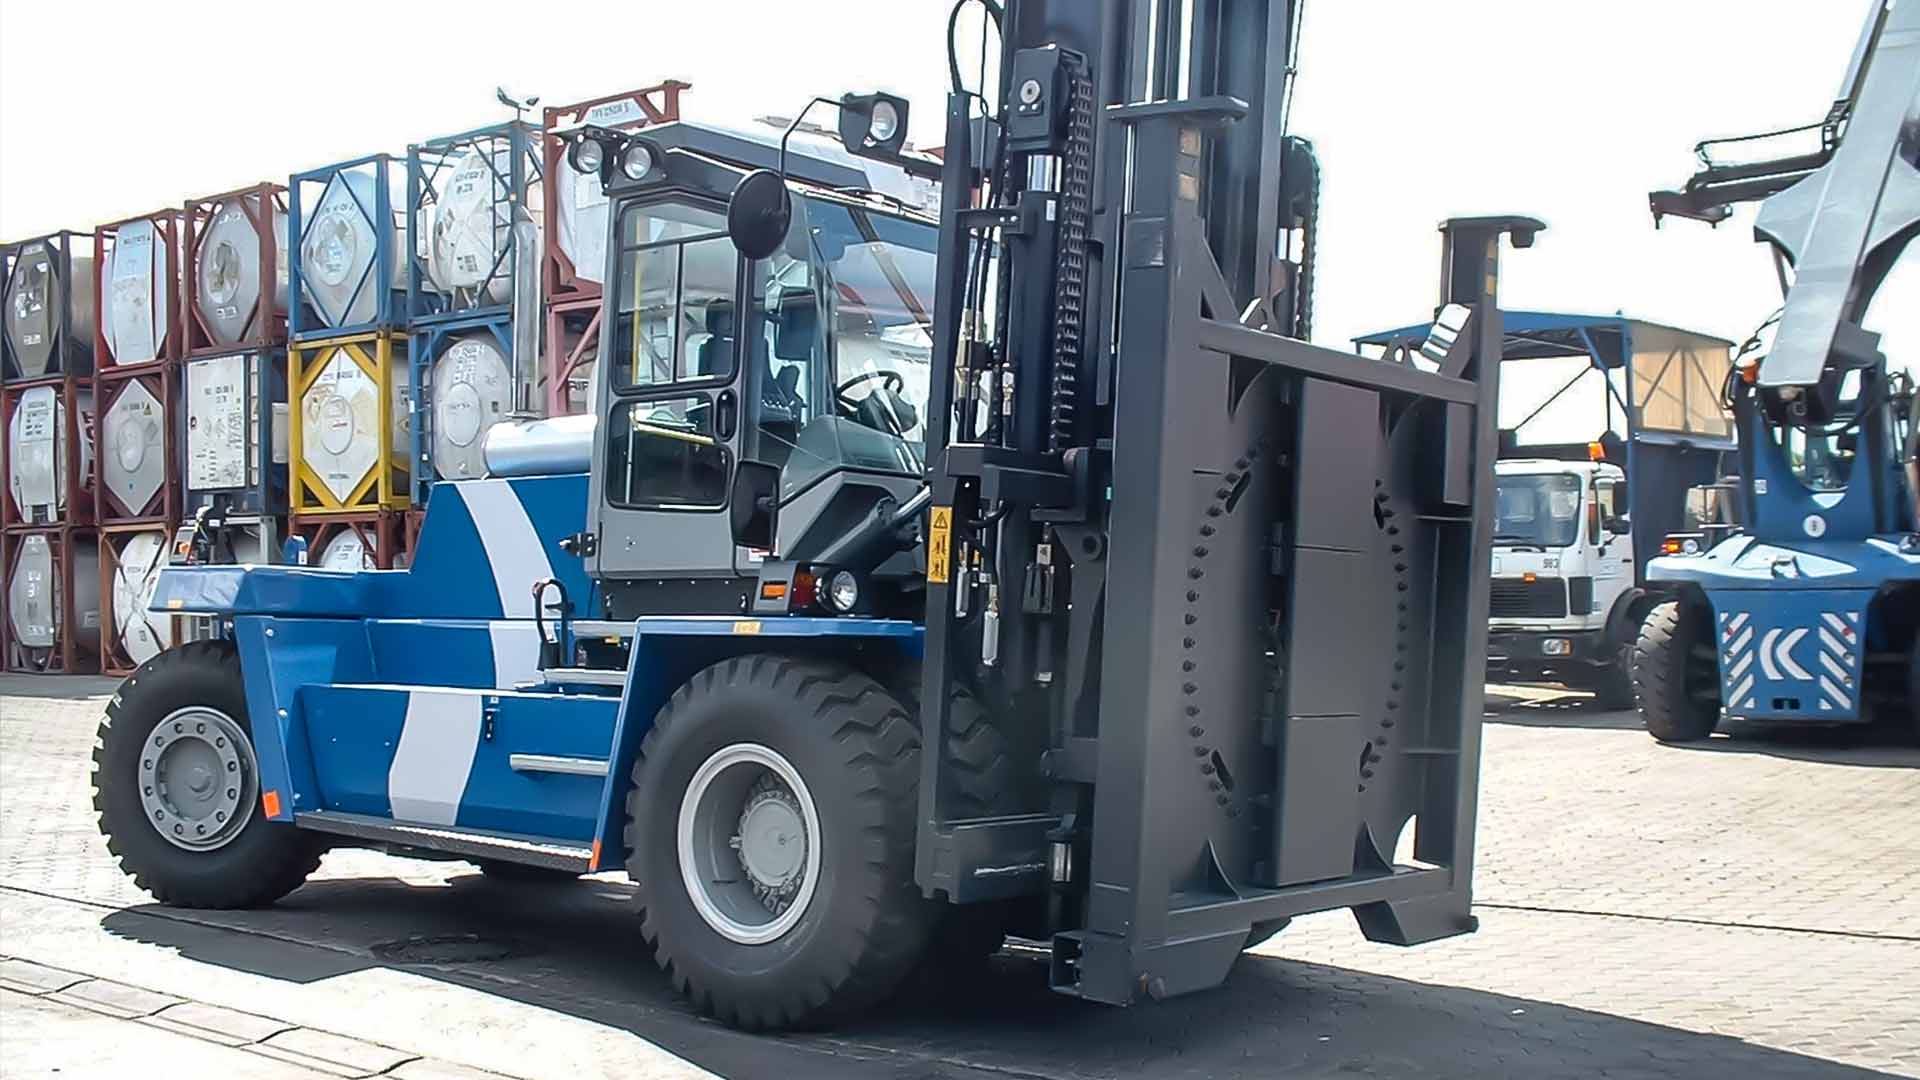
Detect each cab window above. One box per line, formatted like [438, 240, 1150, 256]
[609, 204, 735, 390]
[605, 394, 728, 509]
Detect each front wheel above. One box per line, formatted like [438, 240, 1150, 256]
[92, 641, 324, 907]
[625, 655, 931, 1030]
[1633, 601, 1721, 743]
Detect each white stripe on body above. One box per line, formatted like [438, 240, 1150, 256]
[388, 691, 484, 826]
[489, 621, 544, 689]
[458, 479, 556, 618]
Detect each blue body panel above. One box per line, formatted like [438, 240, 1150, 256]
[1649, 535, 1920, 722]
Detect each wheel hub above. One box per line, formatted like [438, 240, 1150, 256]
[733, 776, 807, 912]
[139, 707, 257, 851]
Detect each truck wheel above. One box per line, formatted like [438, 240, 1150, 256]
[916, 688, 1018, 969]
[625, 655, 931, 1030]
[1633, 601, 1720, 743]
[92, 641, 324, 908]
[1592, 644, 1638, 710]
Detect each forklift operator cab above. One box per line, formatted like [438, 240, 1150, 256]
[586, 173, 937, 617]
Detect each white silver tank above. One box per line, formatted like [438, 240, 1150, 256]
[100, 379, 167, 515]
[5, 239, 95, 378]
[429, 332, 512, 480]
[424, 149, 540, 309]
[195, 195, 291, 347]
[111, 530, 173, 664]
[7, 532, 101, 660]
[297, 346, 407, 504]
[299, 169, 407, 329]
[101, 218, 171, 366]
[7, 385, 94, 521]
[316, 528, 375, 570]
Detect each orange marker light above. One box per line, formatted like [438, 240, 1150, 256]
[760, 581, 788, 601]
[590, 839, 602, 871]
[1522, 571, 1537, 583]
[1587, 441, 1605, 461]
[1662, 538, 1683, 555]
[262, 790, 282, 817]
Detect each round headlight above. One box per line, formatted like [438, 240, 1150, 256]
[1681, 538, 1701, 555]
[620, 143, 655, 181]
[866, 101, 900, 144]
[827, 570, 860, 613]
[569, 137, 605, 175]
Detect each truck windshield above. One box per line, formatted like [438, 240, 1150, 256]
[1494, 474, 1583, 548]
[753, 196, 936, 497]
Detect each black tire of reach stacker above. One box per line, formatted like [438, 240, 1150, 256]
[92, 641, 325, 908]
[1592, 643, 1639, 711]
[1633, 600, 1720, 743]
[625, 655, 934, 1030]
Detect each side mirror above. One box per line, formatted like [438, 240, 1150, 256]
[729, 461, 782, 551]
[1608, 513, 1632, 536]
[727, 169, 793, 261]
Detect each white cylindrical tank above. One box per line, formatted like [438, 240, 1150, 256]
[111, 530, 173, 665]
[429, 332, 512, 481]
[424, 149, 542, 310]
[300, 170, 406, 329]
[7, 385, 94, 521]
[7, 532, 101, 663]
[4, 240, 95, 378]
[101, 379, 167, 516]
[102, 219, 170, 366]
[316, 529, 374, 570]
[298, 347, 408, 505]
[196, 196, 290, 347]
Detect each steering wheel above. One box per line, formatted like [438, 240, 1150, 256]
[834, 368, 903, 407]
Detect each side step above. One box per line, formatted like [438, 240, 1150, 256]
[539, 667, 627, 688]
[570, 620, 634, 640]
[294, 811, 593, 873]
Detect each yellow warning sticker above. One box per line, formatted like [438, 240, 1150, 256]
[733, 620, 762, 635]
[927, 506, 954, 584]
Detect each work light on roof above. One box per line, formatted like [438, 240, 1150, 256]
[568, 136, 605, 176]
[620, 140, 660, 182]
[837, 92, 911, 158]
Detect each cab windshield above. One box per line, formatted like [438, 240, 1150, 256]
[1494, 473, 1583, 548]
[752, 196, 936, 497]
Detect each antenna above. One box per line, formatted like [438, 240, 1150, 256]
[496, 87, 540, 123]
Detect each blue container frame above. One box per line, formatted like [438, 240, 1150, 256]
[406, 121, 542, 330]
[179, 347, 289, 516]
[409, 311, 514, 504]
[288, 153, 406, 342]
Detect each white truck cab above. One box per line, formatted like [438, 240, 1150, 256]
[1488, 456, 1637, 705]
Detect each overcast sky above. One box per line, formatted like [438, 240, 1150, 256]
[1, 0, 1910, 397]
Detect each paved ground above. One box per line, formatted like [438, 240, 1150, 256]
[1, 674, 1915, 1079]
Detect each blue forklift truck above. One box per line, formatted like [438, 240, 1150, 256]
[91, 0, 1539, 1030]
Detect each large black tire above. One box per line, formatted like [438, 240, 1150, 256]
[93, 641, 325, 908]
[916, 690, 1019, 970]
[1633, 601, 1720, 743]
[625, 655, 932, 1030]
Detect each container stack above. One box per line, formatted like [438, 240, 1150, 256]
[406, 120, 541, 509]
[540, 80, 688, 416]
[2, 232, 100, 672]
[287, 153, 413, 568]
[92, 209, 184, 675]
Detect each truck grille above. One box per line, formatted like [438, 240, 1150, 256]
[1489, 578, 1567, 619]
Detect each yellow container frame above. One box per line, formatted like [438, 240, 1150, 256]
[288, 330, 412, 514]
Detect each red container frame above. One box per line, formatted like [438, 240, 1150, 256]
[540, 79, 689, 305]
[292, 508, 411, 570]
[97, 521, 174, 676]
[3, 374, 96, 529]
[544, 295, 602, 417]
[93, 366, 180, 526]
[93, 209, 184, 377]
[182, 183, 291, 358]
[2, 524, 102, 674]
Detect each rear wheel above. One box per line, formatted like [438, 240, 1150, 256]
[626, 655, 931, 1030]
[1591, 643, 1638, 710]
[92, 641, 324, 907]
[1633, 601, 1721, 743]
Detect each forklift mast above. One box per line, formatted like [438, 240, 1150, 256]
[916, 0, 1542, 1001]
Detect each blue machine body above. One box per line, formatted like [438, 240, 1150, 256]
[150, 471, 919, 871]
[1646, 383, 1919, 724]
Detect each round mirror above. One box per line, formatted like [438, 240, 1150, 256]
[727, 170, 793, 262]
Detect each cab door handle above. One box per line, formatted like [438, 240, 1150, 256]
[715, 390, 738, 440]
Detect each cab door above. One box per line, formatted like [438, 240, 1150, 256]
[587, 198, 748, 580]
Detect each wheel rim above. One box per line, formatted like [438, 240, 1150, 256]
[140, 706, 258, 851]
[677, 742, 822, 945]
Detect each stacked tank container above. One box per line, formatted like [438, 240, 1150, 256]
[406, 120, 541, 507]
[91, 209, 185, 674]
[540, 81, 688, 416]
[2, 232, 100, 672]
[287, 153, 413, 568]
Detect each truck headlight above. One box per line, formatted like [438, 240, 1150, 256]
[826, 570, 860, 613]
[568, 137, 605, 176]
[1542, 638, 1572, 656]
[620, 141, 657, 182]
